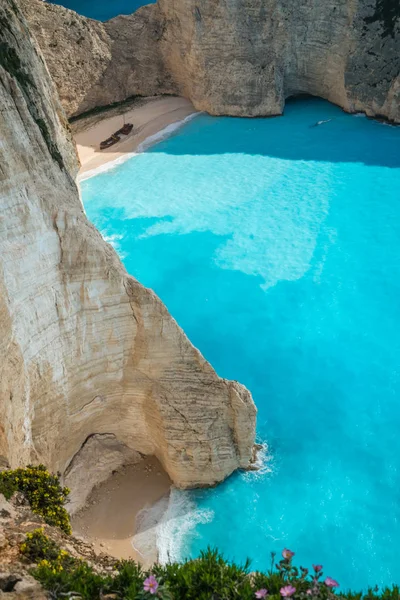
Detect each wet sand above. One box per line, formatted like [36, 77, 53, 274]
[72, 96, 197, 177]
[72, 457, 171, 564]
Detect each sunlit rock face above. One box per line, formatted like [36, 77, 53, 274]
[0, 0, 256, 508]
[157, 0, 399, 121]
[22, 0, 399, 122]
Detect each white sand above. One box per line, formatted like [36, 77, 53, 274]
[73, 96, 197, 177]
[71, 457, 171, 564]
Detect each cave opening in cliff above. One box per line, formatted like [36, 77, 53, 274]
[58, 433, 171, 562]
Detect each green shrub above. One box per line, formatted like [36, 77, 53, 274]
[111, 560, 147, 599]
[20, 528, 62, 562]
[0, 465, 71, 534]
[158, 548, 253, 599]
[18, 532, 400, 600]
[33, 560, 110, 599]
[21, 529, 104, 597]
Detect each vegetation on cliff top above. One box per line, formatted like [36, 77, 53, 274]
[0, 464, 71, 534]
[20, 529, 400, 600]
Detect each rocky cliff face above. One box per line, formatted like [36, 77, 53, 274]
[157, 0, 399, 121]
[20, 0, 178, 118]
[22, 0, 399, 122]
[0, 0, 256, 509]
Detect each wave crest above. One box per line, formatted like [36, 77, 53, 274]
[132, 488, 213, 565]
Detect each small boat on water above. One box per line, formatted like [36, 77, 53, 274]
[310, 118, 333, 128]
[99, 122, 134, 150]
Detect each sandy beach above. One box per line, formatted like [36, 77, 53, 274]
[71, 457, 171, 564]
[72, 96, 197, 177]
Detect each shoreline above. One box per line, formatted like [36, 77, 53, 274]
[73, 96, 198, 180]
[71, 457, 171, 566]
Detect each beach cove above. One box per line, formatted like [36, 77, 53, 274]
[73, 97, 198, 179]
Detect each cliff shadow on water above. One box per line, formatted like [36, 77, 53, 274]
[145, 98, 400, 169]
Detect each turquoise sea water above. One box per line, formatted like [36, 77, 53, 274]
[48, 0, 154, 21]
[81, 98, 400, 590]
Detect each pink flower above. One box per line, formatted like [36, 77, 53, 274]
[325, 577, 339, 588]
[282, 548, 295, 560]
[255, 590, 268, 599]
[280, 585, 296, 597]
[313, 565, 323, 573]
[306, 591, 312, 596]
[144, 575, 159, 595]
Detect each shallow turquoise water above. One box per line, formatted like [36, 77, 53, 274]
[49, 0, 154, 21]
[81, 98, 400, 590]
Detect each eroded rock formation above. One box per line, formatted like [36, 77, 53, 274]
[20, 0, 178, 118]
[157, 0, 400, 120]
[0, 0, 256, 509]
[21, 0, 399, 122]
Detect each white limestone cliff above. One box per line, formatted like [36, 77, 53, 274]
[21, 0, 400, 122]
[0, 0, 256, 511]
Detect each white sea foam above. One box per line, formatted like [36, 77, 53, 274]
[136, 112, 200, 153]
[353, 112, 398, 127]
[379, 120, 398, 128]
[102, 233, 123, 245]
[100, 232, 127, 258]
[242, 442, 274, 482]
[78, 152, 137, 182]
[131, 495, 170, 564]
[253, 442, 273, 474]
[132, 488, 214, 565]
[77, 112, 200, 182]
[156, 488, 214, 564]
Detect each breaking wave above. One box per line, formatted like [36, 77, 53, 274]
[132, 488, 214, 565]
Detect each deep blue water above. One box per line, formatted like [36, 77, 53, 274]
[48, 0, 154, 21]
[81, 98, 400, 590]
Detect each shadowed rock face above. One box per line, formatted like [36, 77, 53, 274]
[22, 0, 399, 121]
[0, 0, 256, 506]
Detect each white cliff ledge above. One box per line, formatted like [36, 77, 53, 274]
[0, 0, 257, 510]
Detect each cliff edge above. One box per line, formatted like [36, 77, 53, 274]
[0, 0, 256, 512]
